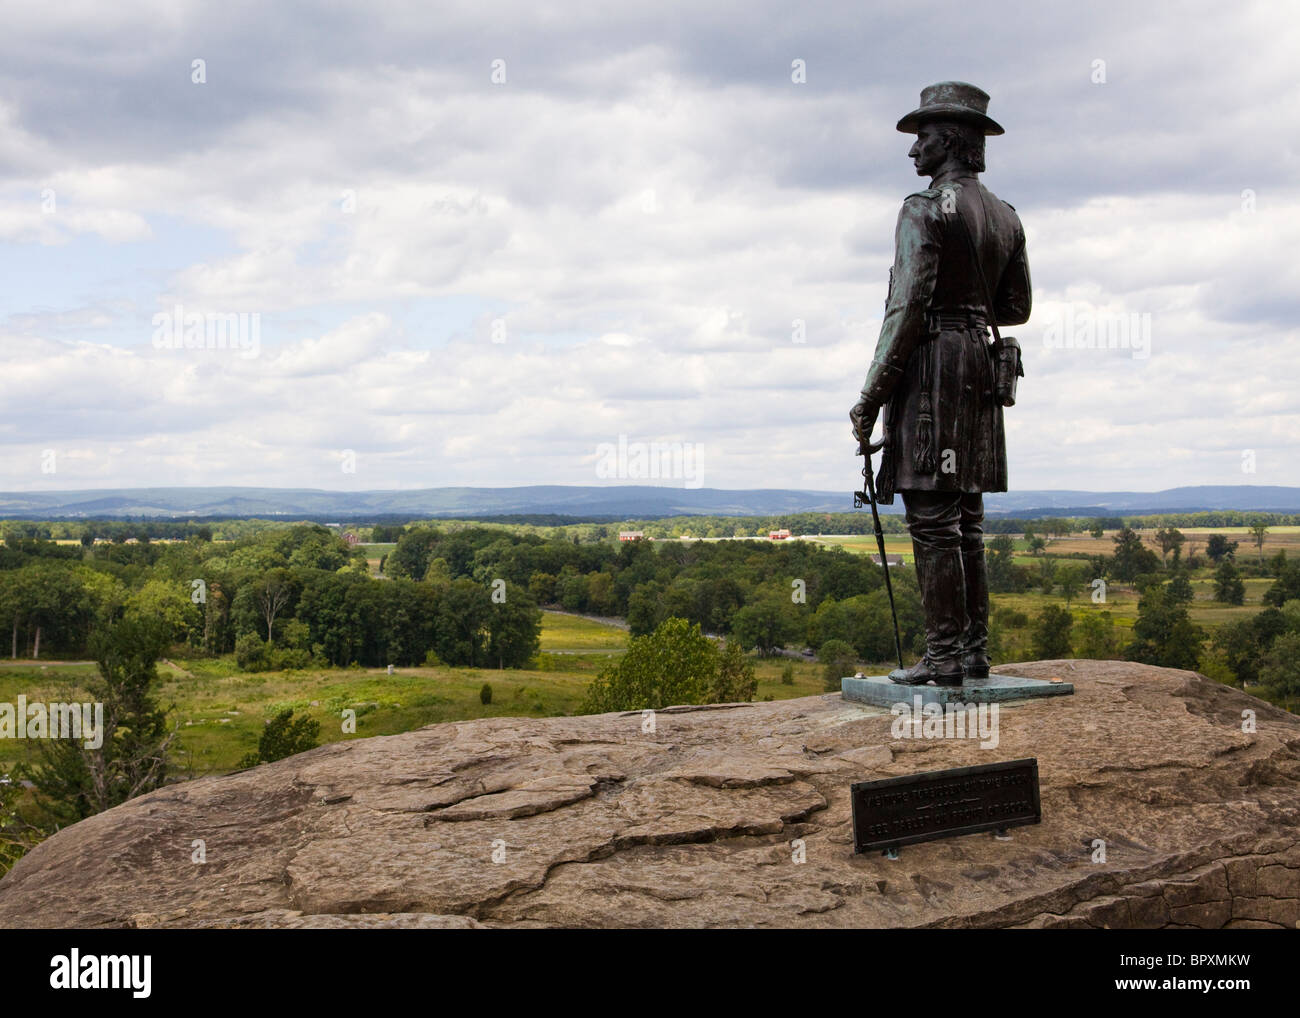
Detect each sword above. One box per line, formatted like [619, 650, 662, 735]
[854, 431, 905, 672]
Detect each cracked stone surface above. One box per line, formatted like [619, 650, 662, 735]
[1, 660, 1298, 928]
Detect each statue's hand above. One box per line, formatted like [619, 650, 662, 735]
[849, 399, 878, 447]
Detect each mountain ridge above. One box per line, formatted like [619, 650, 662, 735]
[0, 484, 1297, 519]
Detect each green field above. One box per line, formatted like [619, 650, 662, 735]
[807, 534, 916, 562]
[538, 610, 628, 650]
[0, 611, 624, 775]
[0, 659, 591, 776]
[358, 541, 396, 576]
[0, 611, 841, 777]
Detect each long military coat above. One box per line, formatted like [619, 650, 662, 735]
[858, 168, 1031, 503]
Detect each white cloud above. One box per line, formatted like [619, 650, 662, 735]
[0, 0, 1297, 496]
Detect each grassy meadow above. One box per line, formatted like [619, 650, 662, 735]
[0, 610, 830, 778]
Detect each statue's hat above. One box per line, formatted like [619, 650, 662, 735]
[896, 81, 1004, 136]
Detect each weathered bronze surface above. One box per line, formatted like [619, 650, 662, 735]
[851, 757, 1041, 853]
[850, 82, 1032, 685]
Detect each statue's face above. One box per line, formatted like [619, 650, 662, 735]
[907, 122, 949, 177]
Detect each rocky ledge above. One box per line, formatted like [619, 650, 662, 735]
[1, 660, 1297, 928]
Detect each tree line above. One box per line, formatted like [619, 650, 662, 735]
[0, 524, 541, 670]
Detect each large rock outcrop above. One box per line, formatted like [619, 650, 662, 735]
[1, 660, 1297, 928]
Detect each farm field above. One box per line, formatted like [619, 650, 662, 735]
[536, 610, 627, 651]
[806, 534, 916, 562]
[0, 611, 834, 777]
[358, 541, 396, 576]
[809, 525, 1297, 560]
[1033, 525, 1300, 560]
[807, 528, 1280, 627]
[0, 610, 618, 776]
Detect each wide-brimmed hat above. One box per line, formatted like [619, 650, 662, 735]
[896, 81, 1004, 136]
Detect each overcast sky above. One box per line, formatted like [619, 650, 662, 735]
[0, 0, 1296, 496]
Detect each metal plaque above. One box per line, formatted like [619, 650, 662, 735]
[851, 758, 1041, 853]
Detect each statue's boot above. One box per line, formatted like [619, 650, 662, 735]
[960, 543, 991, 679]
[889, 655, 965, 686]
[889, 541, 966, 686]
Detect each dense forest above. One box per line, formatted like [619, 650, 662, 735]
[2, 519, 1299, 694]
[0, 526, 540, 670]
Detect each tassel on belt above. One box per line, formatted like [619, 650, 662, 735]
[913, 311, 986, 474]
[913, 339, 936, 474]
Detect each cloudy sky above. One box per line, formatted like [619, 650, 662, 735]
[1, 0, 1296, 497]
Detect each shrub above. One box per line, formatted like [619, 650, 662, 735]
[712, 640, 757, 703]
[582, 617, 735, 713]
[994, 608, 1030, 630]
[1196, 648, 1236, 686]
[780, 661, 795, 685]
[1, 772, 43, 876]
[235, 632, 272, 672]
[1165, 569, 1194, 605]
[238, 708, 320, 769]
[1214, 560, 1245, 605]
[20, 618, 174, 825]
[279, 619, 312, 651]
[479, 683, 493, 705]
[818, 638, 858, 691]
[1259, 631, 1300, 709]
[1074, 611, 1121, 659]
[1126, 586, 1204, 671]
[271, 647, 312, 671]
[1031, 605, 1073, 659]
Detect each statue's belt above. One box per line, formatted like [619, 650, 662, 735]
[927, 310, 987, 332]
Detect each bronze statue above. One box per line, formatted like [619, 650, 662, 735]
[850, 82, 1031, 686]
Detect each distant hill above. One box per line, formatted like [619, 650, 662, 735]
[1, 484, 1298, 520]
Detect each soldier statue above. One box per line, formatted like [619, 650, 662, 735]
[849, 82, 1032, 686]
